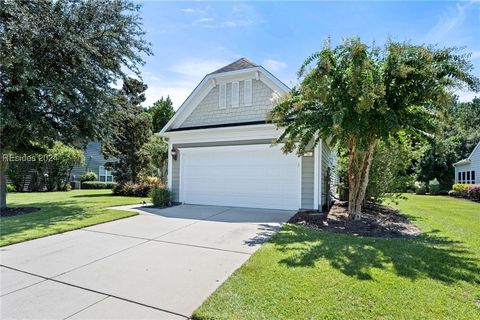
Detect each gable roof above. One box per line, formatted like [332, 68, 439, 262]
[210, 58, 259, 74]
[159, 58, 290, 134]
[453, 141, 480, 166]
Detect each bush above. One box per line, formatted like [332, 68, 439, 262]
[467, 184, 480, 200]
[437, 190, 449, 196]
[448, 190, 458, 197]
[414, 181, 426, 195]
[150, 187, 171, 207]
[113, 181, 152, 197]
[143, 176, 161, 186]
[81, 181, 117, 189]
[58, 183, 72, 191]
[452, 184, 469, 197]
[6, 184, 16, 192]
[80, 171, 97, 182]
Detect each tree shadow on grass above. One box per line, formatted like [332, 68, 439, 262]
[273, 224, 480, 284]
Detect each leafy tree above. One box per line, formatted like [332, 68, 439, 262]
[44, 142, 84, 191]
[140, 135, 169, 182]
[271, 38, 479, 219]
[0, 0, 151, 207]
[102, 78, 153, 183]
[148, 97, 175, 132]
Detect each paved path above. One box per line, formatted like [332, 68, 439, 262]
[0, 204, 295, 319]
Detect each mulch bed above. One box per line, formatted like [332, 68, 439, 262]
[288, 201, 420, 238]
[0, 207, 41, 217]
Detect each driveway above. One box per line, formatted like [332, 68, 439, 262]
[0, 205, 295, 319]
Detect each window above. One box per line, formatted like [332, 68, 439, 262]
[219, 83, 226, 109]
[231, 81, 239, 107]
[99, 166, 113, 182]
[462, 171, 466, 182]
[458, 172, 461, 182]
[472, 171, 476, 183]
[244, 79, 252, 106]
[467, 171, 471, 184]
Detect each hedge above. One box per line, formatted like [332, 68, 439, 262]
[81, 181, 117, 189]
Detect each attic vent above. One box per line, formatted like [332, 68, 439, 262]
[231, 81, 239, 107]
[244, 79, 252, 106]
[219, 83, 226, 109]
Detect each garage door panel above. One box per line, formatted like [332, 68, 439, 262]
[180, 145, 300, 210]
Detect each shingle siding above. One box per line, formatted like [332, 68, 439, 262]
[301, 155, 314, 209]
[180, 79, 274, 128]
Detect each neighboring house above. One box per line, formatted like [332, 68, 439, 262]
[70, 141, 114, 183]
[453, 141, 480, 184]
[159, 58, 336, 211]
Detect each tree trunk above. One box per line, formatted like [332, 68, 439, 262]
[0, 154, 7, 209]
[347, 139, 377, 220]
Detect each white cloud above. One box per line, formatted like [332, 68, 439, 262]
[456, 90, 479, 102]
[142, 58, 230, 109]
[470, 51, 480, 60]
[426, 1, 477, 42]
[263, 59, 287, 72]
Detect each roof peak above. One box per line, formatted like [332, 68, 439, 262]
[210, 58, 259, 75]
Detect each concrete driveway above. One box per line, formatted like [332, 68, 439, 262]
[0, 204, 295, 319]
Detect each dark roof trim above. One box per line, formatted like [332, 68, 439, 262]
[167, 120, 269, 132]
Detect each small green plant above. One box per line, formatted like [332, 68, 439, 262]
[150, 187, 171, 207]
[81, 181, 116, 189]
[58, 183, 72, 191]
[452, 184, 469, 197]
[467, 185, 480, 200]
[6, 184, 16, 192]
[414, 181, 426, 195]
[80, 171, 97, 182]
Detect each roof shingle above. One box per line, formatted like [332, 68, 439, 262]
[210, 58, 258, 74]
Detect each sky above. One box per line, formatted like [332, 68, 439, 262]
[135, 1, 480, 109]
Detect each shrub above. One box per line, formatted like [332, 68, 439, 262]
[80, 171, 97, 182]
[113, 181, 152, 197]
[452, 184, 469, 197]
[81, 181, 117, 189]
[58, 183, 72, 191]
[150, 187, 171, 207]
[143, 176, 161, 186]
[448, 190, 458, 197]
[6, 184, 16, 192]
[437, 190, 449, 196]
[467, 184, 480, 200]
[414, 181, 426, 195]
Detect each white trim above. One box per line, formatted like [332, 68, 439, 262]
[167, 141, 173, 189]
[159, 66, 290, 133]
[319, 140, 323, 209]
[244, 79, 252, 106]
[313, 144, 320, 210]
[299, 155, 303, 209]
[219, 83, 226, 109]
[468, 141, 480, 160]
[160, 124, 284, 144]
[179, 150, 184, 202]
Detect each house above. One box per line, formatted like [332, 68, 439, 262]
[158, 58, 336, 211]
[70, 141, 114, 184]
[453, 141, 480, 184]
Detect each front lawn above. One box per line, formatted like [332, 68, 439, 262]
[193, 195, 480, 320]
[0, 189, 144, 247]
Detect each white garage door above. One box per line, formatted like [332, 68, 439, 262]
[179, 144, 301, 210]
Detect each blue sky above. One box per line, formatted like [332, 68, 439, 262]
[137, 1, 480, 108]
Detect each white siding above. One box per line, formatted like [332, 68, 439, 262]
[454, 143, 480, 184]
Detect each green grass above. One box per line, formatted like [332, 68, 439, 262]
[0, 189, 145, 247]
[193, 195, 480, 320]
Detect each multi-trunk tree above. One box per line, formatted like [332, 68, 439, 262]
[0, 0, 151, 208]
[271, 38, 479, 220]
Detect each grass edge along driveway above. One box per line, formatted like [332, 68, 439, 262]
[0, 189, 144, 247]
[193, 195, 480, 320]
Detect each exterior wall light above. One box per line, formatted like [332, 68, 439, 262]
[171, 147, 178, 161]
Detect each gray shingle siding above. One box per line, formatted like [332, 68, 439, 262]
[301, 155, 314, 209]
[180, 79, 274, 128]
[454, 142, 480, 184]
[320, 141, 331, 208]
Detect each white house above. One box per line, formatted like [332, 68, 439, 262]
[159, 58, 335, 211]
[453, 141, 480, 184]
